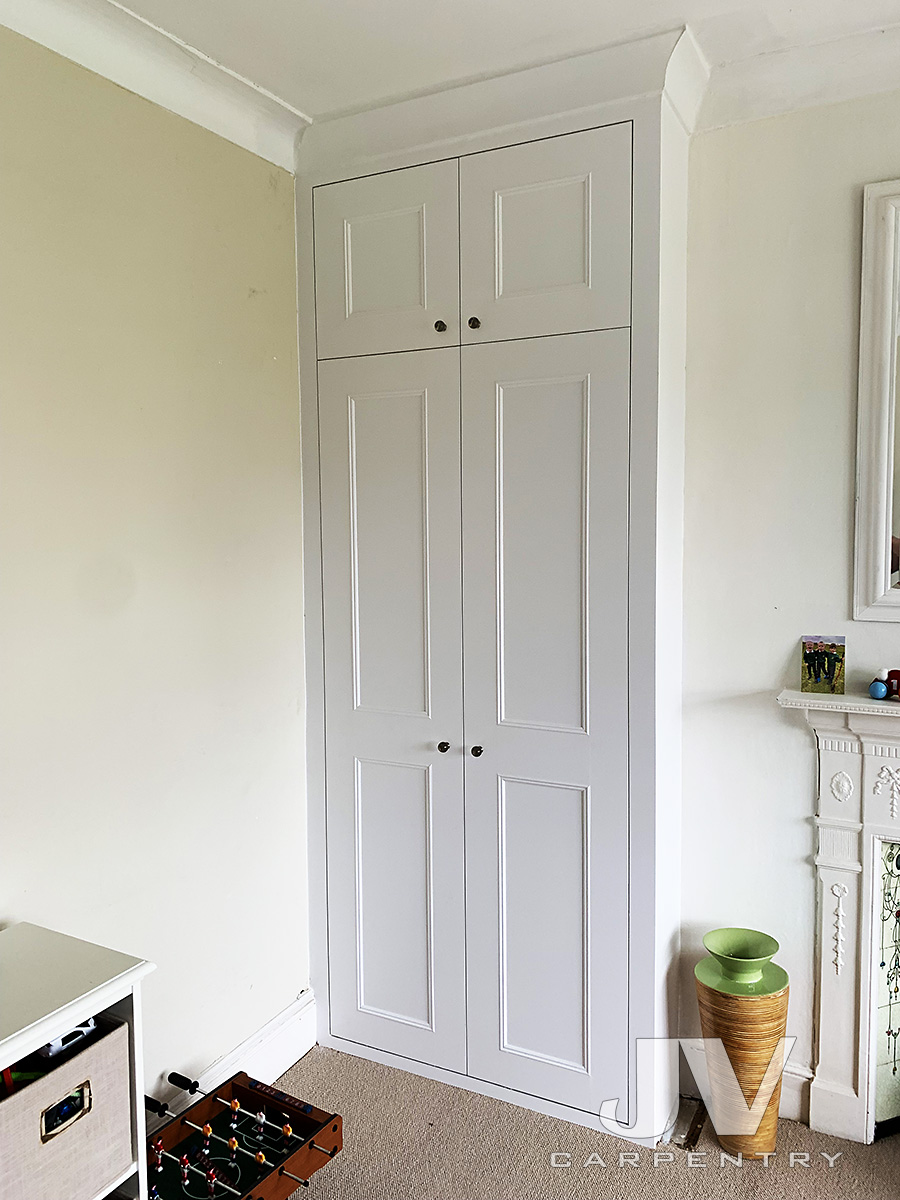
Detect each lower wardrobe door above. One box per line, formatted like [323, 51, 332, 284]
[461, 330, 631, 1112]
[318, 348, 467, 1071]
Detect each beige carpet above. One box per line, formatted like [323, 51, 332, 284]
[277, 1047, 900, 1199]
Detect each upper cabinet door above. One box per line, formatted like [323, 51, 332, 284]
[459, 123, 632, 344]
[314, 160, 460, 359]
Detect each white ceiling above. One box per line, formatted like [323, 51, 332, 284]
[109, 0, 900, 119]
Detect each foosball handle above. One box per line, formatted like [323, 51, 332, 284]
[167, 1071, 201, 1094]
[144, 1095, 171, 1118]
[279, 1168, 309, 1188]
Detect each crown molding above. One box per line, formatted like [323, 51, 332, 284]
[294, 28, 707, 180]
[5, 1, 898, 175]
[699, 24, 900, 131]
[0, 0, 311, 170]
[663, 27, 710, 136]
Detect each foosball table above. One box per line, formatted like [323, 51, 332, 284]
[145, 1070, 342, 1200]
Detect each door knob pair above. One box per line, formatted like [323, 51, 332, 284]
[433, 318, 481, 332]
[437, 742, 483, 756]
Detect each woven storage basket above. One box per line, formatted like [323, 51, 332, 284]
[0, 1019, 132, 1200]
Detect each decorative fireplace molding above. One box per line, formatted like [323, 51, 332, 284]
[778, 688, 900, 1142]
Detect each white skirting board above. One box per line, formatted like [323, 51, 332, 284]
[679, 1055, 812, 1124]
[149, 989, 809, 1134]
[780, 1061, 813, 1124]
[199, 991, 317, 1091]
[149, 991, 317, 1130]
[318, 1032, 676, 1146]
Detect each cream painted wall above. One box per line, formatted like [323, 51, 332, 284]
[0, 26, 307, 1089]
[8, 3, 900, 1115]
[683, 90, 900, 1078]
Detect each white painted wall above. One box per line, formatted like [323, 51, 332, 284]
[682, 88, 900, 1081]
[0, 26, 308, 1091]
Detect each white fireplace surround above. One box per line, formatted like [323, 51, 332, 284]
[778, 688, 900, 1142]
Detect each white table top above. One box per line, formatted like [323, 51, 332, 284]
[0, 922, 152, 1063]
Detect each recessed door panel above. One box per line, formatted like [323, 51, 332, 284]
[497, 374, 587, 732]
[462, 330, 630, 1111]
[499, 777, 588, 1070]
[319, 348, 465, 1070]
[460, 123, 632, 343]
[346, 206, 425, 315]
[314, 160, 460, 358]
[497, 175, 590, 299]
[355, 759, 433, 1027]
[350, 386, 430, 715]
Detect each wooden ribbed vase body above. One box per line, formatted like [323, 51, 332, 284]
[694, 977, 789, 1158]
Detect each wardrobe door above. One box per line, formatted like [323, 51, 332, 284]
[318, 348, 466, 1070]
[314, 160, 460, 359]
[459, 123, 632, 344]
[462, 330, 630, 1112]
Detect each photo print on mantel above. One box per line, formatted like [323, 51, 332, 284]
[801, 636, 845, 695]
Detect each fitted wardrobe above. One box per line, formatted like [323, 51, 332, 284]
[297, 31, 703, 1137]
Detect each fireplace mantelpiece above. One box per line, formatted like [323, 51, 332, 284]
[777, 688, 900, 1141]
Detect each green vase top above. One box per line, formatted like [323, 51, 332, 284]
[695, 927, 788, 997]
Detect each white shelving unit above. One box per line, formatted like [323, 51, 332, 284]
[0, 922, 154, 1200]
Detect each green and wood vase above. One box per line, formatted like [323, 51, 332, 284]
[694, 927, 789, 1159]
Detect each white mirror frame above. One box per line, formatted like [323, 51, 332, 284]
[855, 180, 900, 620]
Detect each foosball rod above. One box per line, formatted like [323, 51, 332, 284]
[180, 1113, 332, 1187]
[168, 1072, 306, 1142]
[162, 1118, 316, 1192]
[212, 1094, 307, 1140]
[308, 1140, 338, 1158]
[180, 1116, 282, 1164]
[159, 1149, 242, 1197]
[279, 1166, 310, 1188]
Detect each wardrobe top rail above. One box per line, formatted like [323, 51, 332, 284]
[309, 118, 633, 192]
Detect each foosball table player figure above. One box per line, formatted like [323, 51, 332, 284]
[144, 1070, 342, 1200]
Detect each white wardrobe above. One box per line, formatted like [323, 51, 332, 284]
[298, 31, 703, 1137]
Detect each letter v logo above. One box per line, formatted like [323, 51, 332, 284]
[680, 1037, 796, 1137]
[598, 1037, 796, 1141]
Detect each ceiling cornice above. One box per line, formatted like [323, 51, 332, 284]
[0, 0, 311, 170]
[2, 1, 900, 172]
[295, 29, 707, 180]
[700, 23, 900, 130]
[664, 27, 710, 135]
